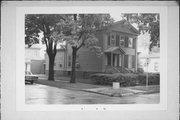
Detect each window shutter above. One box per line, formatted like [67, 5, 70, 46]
[116, 35, 120, 46]
[125, 36, 128, 47]
[133, 38, 136, 49]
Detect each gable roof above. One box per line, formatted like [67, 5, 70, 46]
[108, 20, 139, 35]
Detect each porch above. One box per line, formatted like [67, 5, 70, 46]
[104, 47, 125, 73]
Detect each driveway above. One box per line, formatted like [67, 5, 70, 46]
[26, 84, 160, 104]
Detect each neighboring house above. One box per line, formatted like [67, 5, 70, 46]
[138, 47, 160, 73]
[25, 44, 45, 74]
[45, 20, 139, 78]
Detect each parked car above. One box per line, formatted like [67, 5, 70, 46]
[25, 71, 38, 84]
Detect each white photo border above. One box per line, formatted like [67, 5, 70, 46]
[16, 6, 167, 111]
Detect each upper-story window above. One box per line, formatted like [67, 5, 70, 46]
[128, 37, 133, 48]
[154, 62, 158, 71]
[59, 64, 62, 68]
[111, 34, 115, 45]
[120, 36, 125, 47]
[116, 35, 120, 46]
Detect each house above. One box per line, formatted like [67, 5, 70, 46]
[45, 20, 139, 78]
[25, 44, 45, 74]
[138, 47, 160, 73]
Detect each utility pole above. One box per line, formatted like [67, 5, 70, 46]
[146, 57, 150, 88]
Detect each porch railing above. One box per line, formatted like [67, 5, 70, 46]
[105, 66, 122, 73]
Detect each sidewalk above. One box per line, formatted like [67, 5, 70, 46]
[35, 75, 160, 97]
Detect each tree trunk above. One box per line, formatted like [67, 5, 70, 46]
[70, 47, 77, 83]
[48, 55, 55, 81]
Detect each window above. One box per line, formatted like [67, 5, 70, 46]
[128, 37, 133, 48]
[59, 64, 62, 68]
[120, 36, 125, 47]
[154, 62, 158, 71]
[107, 53, 111, 65]
[111, 35, 114, 39]
[111, 34, 115, 45]
[116, 35, 120, 46]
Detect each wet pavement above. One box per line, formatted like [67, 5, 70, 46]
[26, 84, 160, 104]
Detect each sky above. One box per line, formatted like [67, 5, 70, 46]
[110, 13, 123, 21]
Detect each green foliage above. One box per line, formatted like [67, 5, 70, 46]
[91, 73, 160, 86]
[91, 73, 139, 86]
[25, 14, 65, 48]
[61, 14, 114, 54]
[138, 73, 160, 85]
[122, 13, 160, 50]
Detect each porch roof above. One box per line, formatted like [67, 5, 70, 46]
[104, 47, 126, 54]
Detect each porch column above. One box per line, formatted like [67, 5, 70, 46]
[122, 54, 124, 72]
[115, 54, 117, 66]
[119, 54, 121, 66]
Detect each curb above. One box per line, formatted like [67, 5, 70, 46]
[82, 88, 159, 97]
[81, 89, 137, 97]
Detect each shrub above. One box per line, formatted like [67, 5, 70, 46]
[138, 73, 160, 85]
[90, 73, 160, 86]
[90, 73, 139, 86]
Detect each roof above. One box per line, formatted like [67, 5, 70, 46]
[96, 20, 139, 36]
[111, 20, 139, 34]
[108, 20, 139, 35]
[104, 47, 126, 54]
[25, 44, 42, 49]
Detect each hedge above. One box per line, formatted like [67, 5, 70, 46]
[90, 73, 160, 87]
[138, 73, 160, 85]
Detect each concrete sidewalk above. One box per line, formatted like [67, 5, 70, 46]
[82, 85, 160, 97]
[35, 76, 160, 97]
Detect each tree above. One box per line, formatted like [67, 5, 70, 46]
[122, 13, 159, 51]
[25, 14, 65, 80]
[61, 14, 114, 83]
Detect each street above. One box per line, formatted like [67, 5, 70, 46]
[26, 84, 160, 104]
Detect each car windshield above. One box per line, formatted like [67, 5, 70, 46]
[25, 71, 32, 75]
